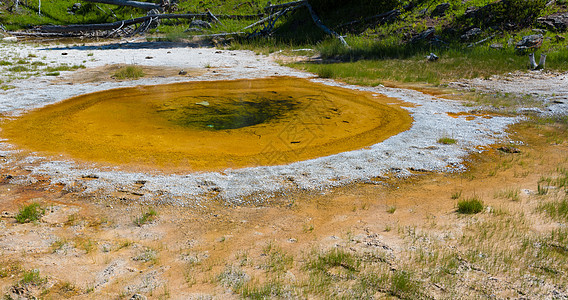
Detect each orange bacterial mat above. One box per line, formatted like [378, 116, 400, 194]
[1, 77, 412, 173]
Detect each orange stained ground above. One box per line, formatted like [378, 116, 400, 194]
[1, 77, 412, 173]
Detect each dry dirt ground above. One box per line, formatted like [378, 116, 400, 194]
[0, 41, 567, 299]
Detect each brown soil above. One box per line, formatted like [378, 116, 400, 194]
[1, 118, 566, 298]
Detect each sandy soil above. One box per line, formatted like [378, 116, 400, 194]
[0, 39, 567, 299]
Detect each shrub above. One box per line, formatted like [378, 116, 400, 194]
[113, 65, 145, 80]
[457, 197, 484, 214]
[15, 203, 44, 223]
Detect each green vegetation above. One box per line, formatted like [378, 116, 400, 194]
[113, 65, 145, 80]
[438, 137, 457, 145]
[495, 187, 521, 201]
[457, 196, 484, 214]
[20, 269, 46, 285]
[539, 198, 568, 222]
[451, 191, 462, 200]
[133, 208, 157, 226]
[15, 203, 44, 223]
[45, 64, 85, 72]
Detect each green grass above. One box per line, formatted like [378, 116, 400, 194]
[451, 191, 462, 200]
[15, 203, 45, 223]
[8, 65, 29, 72]
[457, 197, 484, 214]
[20, 269, 46, 285]
[495, 187, 521, 201]
[306, 248, 360, 274]
[45, 64, 85, 72]
[390, 271, 421, 299]
[113, 65, 145, 80]
[539, 198, 568, 222]
[438, 137, 457, 145]
[133, 208, 157, 226]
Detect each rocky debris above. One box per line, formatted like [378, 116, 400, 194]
[461, 27, 482, 41]
[185, 20, 212, 32]
[427, 53, 439, 61]
[68, 3, 81, 14]
[178, 70, 187, 75]
[8, 284, 36, 300]
[1, 211, 14, 218]
[95, 259, 128, 290]
[515, 34, 543, 51]
[431, 3, 450, 17]
[497, 146, 521, 153]
[410, 28, 435, 43]
[190, 20, 212, 28]
[130, 294, 147, 300]
[538, 12, 568, 32]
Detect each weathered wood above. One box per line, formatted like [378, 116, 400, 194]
[206, 9, 225, 28]
[303, 1, 348, 47]
[36, 14, 204, 33]
[528, 53, 538, 69]
[8, 31, 78, 37]
[82, 0, 161, 11]
[242, 9, 283, 30]
[538, 54, 546, 69]
[193, 32, 245, 38]
[264, 0, 306, 12]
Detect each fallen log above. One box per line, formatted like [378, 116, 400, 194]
[36, 14, 205, 33]
[303, 1, 348, 47]
[264, 0, 306, 12]
[82, 0, 161, 11]
[8, 31, 79, 37]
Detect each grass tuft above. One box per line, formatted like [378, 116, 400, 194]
[539, 198, 568, 222]
[134, 208, 157, 226]
[113, 65, 145, 80]
[20, 269, 46, 285]
[438, 137, 457, 145]
[15, 203, 45, 223]
[457, 197, 484, 214]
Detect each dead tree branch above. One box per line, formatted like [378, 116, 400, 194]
[264, 0, 306, 12]
[36, 14, 203, 33]
[303, 1, 348, 47]
[82, 0, 162, 11]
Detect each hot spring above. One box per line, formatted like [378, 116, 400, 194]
[1, 77, 412, 173]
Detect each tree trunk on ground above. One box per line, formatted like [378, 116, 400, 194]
[37, 14, 200, 33]
[82, 0, 162, 11]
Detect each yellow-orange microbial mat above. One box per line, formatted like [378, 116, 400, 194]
[2, 77, 412, 173]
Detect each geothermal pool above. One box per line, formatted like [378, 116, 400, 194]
[2, 77, 412, 173]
